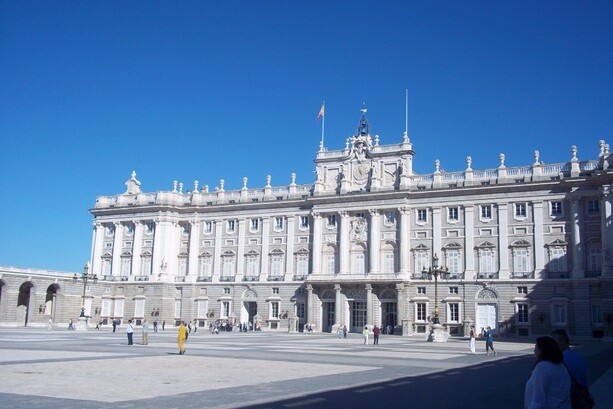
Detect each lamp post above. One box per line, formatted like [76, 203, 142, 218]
[422, 254, 450, 342]
[73, 262, 97, 330]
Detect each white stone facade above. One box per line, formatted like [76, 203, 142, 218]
[1, 113, 612, 338]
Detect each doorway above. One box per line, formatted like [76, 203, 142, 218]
[350, 301, 366, 332]
[322, 302, 335, 332]
[17, 282, 34, 327]
[382, 302, 397, 333]
[241, 301, 257, 330]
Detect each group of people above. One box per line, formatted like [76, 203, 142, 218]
[468, 325, 496, 355]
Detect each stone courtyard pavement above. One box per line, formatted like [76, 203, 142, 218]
[0, 328, 611, 409]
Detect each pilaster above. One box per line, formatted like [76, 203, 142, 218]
[312, 212, 323, 274]
[498, 203, 510, 278]
[339, 211, 350, 274]
[368, 209, 380, 274]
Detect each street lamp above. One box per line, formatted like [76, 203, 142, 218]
[74, 262, 97, 318]
[422, 254, 449, 325]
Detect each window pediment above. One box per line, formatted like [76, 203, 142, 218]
[546, 238, 568, 247]
[511, 239, 531, 247]
[412, 244, 430, 252]
[476, 241, 496, 249]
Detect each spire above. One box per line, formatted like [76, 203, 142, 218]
[357, 108, 370, 137]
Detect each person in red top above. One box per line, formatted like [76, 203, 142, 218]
[373, 325, 381, 345]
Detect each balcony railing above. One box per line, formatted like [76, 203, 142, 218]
[134, 275, 149, 281]
[174, 276, 186, 282]
[585, 270, 601, 278]
[267, 276, 285, 281]
[243, 276, 259, 282]
[196, 276, 212, 282]
[547, 271, 570, 279]
[219, 276, 235, 282]
[477, 272, 499, 279]
[511, 272, 534, 279]
[293, 275, 308, 281]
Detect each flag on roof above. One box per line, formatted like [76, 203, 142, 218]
[316, 103, 325, 119]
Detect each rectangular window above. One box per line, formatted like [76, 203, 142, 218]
[416, 303, 427, 322]
[222, 257, 235, 277]
[479, 249, 495, 274]
[448, 303, 459, 322]
[224, 287, 231, 294]
[353, 253, 365, 275]
[145, 222, 154, 235]
[481, 205, 492, 219]
[272, 287, 279, 294]
[515, 203, 527, 218]
[517, 304, 529, 323]
[296, 302, 305, 319]
[549, 248, 567, 273]
[417, 209, 427, 223]
[221, 301, 230, 318]
[591, 305, 603, 326]
[384, 253, 395, 274]
[384, 211, 395, 225]
[296, 254, 309, 276]
[203, 221, 213, 234]
[449, 287, 458, 294]
[415, 251, 429, 275]
[448, 207, 459, 221]
[325, 254, 336, 274]
[101, 299, 111, 316]
[113, 299, 125, 317]
[518, 286, 528, 294]
[300, 216, 309, 229]
[446, 251, 461, 275]
[513, 249, 531, 273]
[250, 218, 259, 231]
[417, 287, 426, 294]
[245, 255, 258, 277]
[197, 301, 207, 319]
[134, 299, 145, 318]
[199, 257, 212, 278]
[270, 255, 284, 276]
[326, 215, 336, 227]
[587, 199, 600, 215]
[550, 201, 563, 216]
[123, 241, 133, 249]
[226, 220, 235, 233]
[274, 217, 284, 231]
[588, 248, 602, 273]
[270, 301, 279, 318]
[553, 304, 567, 325]
[121, 258, 132, 276]
[178, 257, 188, 277]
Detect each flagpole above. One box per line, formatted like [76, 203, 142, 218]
[320, 101, 325, 151]
[404, 89, 409, 142]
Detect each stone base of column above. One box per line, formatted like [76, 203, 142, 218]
[75, 317, 89, 331]
[427, 324, 449, 342]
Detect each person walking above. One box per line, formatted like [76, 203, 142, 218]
[485, 326, 496, 356]
[362, 326, 370, 345]
[47, 318, 53, 331]
[153, 320, 158, 333]
[343, 325, 347, 338]
[141, 319, 150, 345]
[193, 319, 198, 333]
[337, 326, 343, 339]
[550, 329, 588, 388]
[373, 325, 380, 345]
[112, 319, 117, 333]
[469, 325, 476, 354]
[126, 319, 134, 345]
[524, 336, 571, 408]
[162, 320, 166, 331]
[177, 321, 188, 355]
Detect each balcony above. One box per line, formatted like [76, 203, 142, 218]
[511, 272, 534, 279]
[293, 275, 307, 281]
[174, 277, 186, 282]
[477, 272, 499, 279]
[267, 276, 285, 282]
[220, 276, 235, 282]
[119, 276, 128, 281]
[585, 270, 602, 278]
[134, 275, 149, 281]
[547, 271, 570, 279]
[243, 276, 260, 282]
[196, 276, 212, 282]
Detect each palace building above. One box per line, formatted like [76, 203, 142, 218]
[1, 111, 612, 339]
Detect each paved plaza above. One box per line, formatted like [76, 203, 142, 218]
[0, 328, 611, 409]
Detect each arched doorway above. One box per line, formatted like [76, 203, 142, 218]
[0, 280, 6, 321]
[45, 284, 60, 321]
[17, 282, 35, 327]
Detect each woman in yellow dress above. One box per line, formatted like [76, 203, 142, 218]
[177, 321, 188, 355]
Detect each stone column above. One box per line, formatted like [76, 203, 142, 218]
[306, 284, 314, 326]
[365, 284, 373, 326]
[261, 218, 270, 277]
[601, 186, 613, 277]
[91, 222, 105, 276]
[339, 211, 350, 275]
[213, 220, 223, 279]
[334, 284, 342, 327]
[399, 206, 410, 277]
[532, 201, 545, 277]
[311, 212, 323, 274]
[285, 216, 295, 278]
[368, 209, 380, 274]
[111, 222, 123, 277]
[464, 206, 475, 278]
[152, 217, 173, 281]
[497, 203, 510, 279]
[187, 220, 200, 280]
[432, 207, 442, 256]
[571, 199, 584, 279]
[131, 221, 143, 276]
[236, 218, 246, 280]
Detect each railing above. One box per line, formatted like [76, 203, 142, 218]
[243, 276, 259, 282]
[134, 275, 149, 281]
[174, 277, 186, 282]
[267, 276, 285, 281]
[547, 271, 570, 279]
[196, 277, 212, 282]
[219, 276, 235, 282]
[293, 275, 307, 281]
[477, 272, 499, 279]
[511, 272, 534, 279]
[585, 270, 601, 278]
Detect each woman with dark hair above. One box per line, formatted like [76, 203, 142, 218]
[524, 336, 571, 408]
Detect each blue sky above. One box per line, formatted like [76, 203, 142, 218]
[0, 1, 611, 273]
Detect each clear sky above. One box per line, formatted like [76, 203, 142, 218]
[0, 1, 611, 273]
